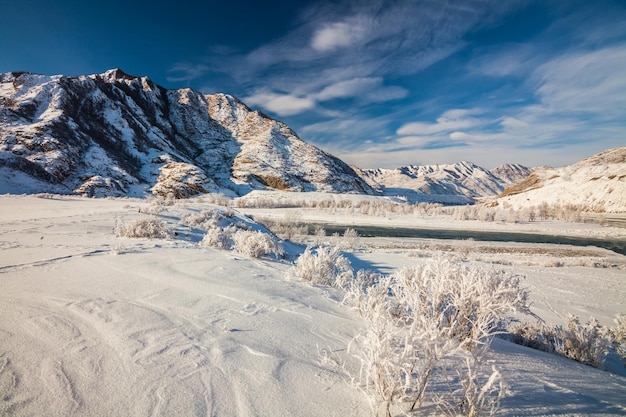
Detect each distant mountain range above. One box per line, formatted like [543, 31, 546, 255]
[1, 69, 623, 212]
[355, 162, 531, 204]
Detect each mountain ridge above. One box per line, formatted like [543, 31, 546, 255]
[4, 68, 619, 212]
[355, 161, 532, 204]
[0, 69, 372, 197]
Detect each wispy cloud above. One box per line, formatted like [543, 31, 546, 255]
[316, 77, 408, 103]
[179, 0, 529, 115]
[372, 8, 626, 168]
[532, 45, 626, 117]
[311, 16, 373, 52]
[301, 115, 393, 145]
[164, 0, 625, 169]
[242, 76, 410, 117]
[244, 90, 316, 117]
[397, 108, 484, 136]
[469, 43, 537, 78]
[166, 62, 210, 84]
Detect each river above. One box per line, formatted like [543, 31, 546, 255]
[306, 224, 626, 256]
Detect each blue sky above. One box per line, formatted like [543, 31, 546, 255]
[1, 0, 624, 168]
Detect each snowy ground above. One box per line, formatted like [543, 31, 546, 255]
[1, 194, 625, 416]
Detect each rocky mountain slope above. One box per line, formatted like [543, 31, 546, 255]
[495, 147, 626, 213]
[356, 162, 532, 204]
[0, 69, 372, 197]
[490, 163, 534, 185]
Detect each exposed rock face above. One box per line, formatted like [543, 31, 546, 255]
[151, 162, 218, 199]
[490, 163, 533, 185]
[205, 93, 373, 194]
[0, 69, 373, 197]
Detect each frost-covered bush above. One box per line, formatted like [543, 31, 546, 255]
[203, 193, 231, 206]
[115, 217, 172, 239]
[554, 315, 611, 368]
[349, 305, 413, 417]
[347, 257, 530, 416]
[340, 228, 359, 251]
[438, 358, 507, 417]
[343, 271, 389, 321]
[313, 226, 327, 246]
[510, 315, 616, 368]
[509, 321, 557, 353]
[184, 208, 223, 230]
[261, 218, 307, 240]
[289, 246, 353, 287]
[390, 261, 530, 350]
[232, 229, 283, 258]
[198, 224, 283, 259]
[199, 225, 236, 249]
[138, 196, 167, 215]
[612, 314, 626, 362]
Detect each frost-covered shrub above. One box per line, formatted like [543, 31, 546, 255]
[289, 246, 353, 287]
[612, 314, 626, 362]
[347, 257, 530, 416]
[340, 228, 359, 251]
[204, 193, 231, 206]
[352, 269, 383, 293]
[509, 321, 557, 353]
[555, 315, 611, 368]
[115, 217, 171, 239]
[232, 229, 283, 258]
[390, 260, 530, 349]
[184, 209, 223, 230]
[313, 226, 327, 246]
[262, 218, 307, 240]
[199, 225, 235, 249]
[439, 358, 507, 417]
[349, 307, 414, 417]
[510, 315, 614, 368]
[343, 271, 389, 320]
[138, 196, 167, 215]
[198, 224, 282, 259]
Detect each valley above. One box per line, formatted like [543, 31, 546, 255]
[1, 68, 625, 416]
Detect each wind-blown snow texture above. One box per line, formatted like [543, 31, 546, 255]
[1, 195, 625, 416]
[0, 69, 372, 197]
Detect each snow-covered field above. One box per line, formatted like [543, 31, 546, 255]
[1, 194, 625, 416]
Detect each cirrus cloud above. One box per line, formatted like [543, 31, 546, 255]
[311, 16, 373, 52]
[396, 108, 484, 136]
[244, 90, 316, 116]
[316, 77, 408, 103]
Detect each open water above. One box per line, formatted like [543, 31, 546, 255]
[307, 224, 626, 256]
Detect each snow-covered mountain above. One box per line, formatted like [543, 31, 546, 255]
[0, 69, 373, 197]
[6, 68, 617, 212]
[490, 163, 534, 185]
[356, 162, 532, 204]
[495, 147, 626, 213]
